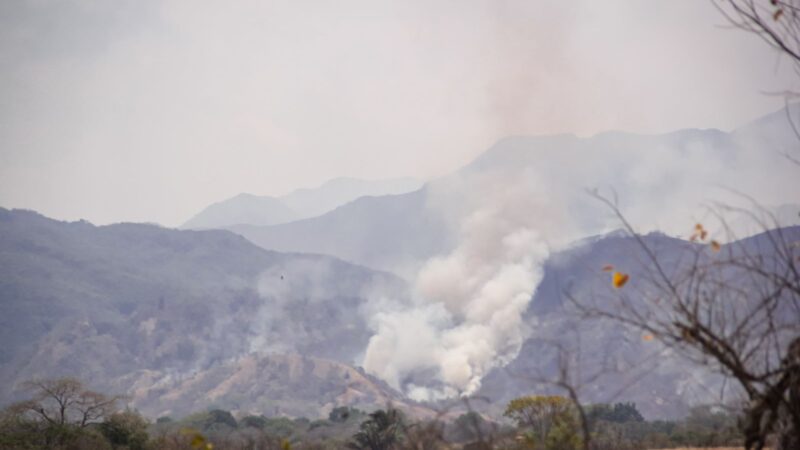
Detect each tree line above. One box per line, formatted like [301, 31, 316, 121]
[0, 377, 751, 450]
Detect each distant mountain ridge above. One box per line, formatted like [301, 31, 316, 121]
[182, 177, 423, 230]
[227, 188, 451, 278]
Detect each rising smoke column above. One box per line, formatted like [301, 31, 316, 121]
[362, 172, 570, 400]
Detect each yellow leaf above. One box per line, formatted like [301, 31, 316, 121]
[710, 240, 721, 252]
[691, 223, 707, 241]
[612, 272, 629, 288]
[643, 334, 654, 342]
[281, 439, 292, 450]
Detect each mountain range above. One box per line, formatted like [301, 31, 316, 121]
[0, 208, 415, 418]
[1, 105, 798, 421]
[2, 206, 797, 419]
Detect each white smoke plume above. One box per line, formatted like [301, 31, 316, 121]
[363, 172, 575, 400]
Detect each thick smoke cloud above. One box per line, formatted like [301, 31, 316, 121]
[364, 173, 576, 399]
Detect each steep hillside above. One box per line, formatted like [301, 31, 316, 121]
[119, 353, 433, 419]
[0, 208, 409, 417]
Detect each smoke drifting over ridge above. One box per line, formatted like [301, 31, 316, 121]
[361, 109, 800, 400]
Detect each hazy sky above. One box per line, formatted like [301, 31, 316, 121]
[0, 0, 797, 226]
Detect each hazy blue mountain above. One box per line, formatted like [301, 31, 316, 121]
[182, 193, 300, 229]
[182, 177, 423, 230]
[228, 188, 451, 277]
[281, 177, 424, 218]
[0, 208, 410, 417]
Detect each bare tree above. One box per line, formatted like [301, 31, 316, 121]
[18, 377, 121, 429]
[572, 193, 800, 450]
[714, 0, 800, 71]
[2, 377, 124, 447]
[714, 0, 800, 165]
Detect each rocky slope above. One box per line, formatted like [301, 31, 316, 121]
[119, 352, 435, 419]
[0, 208, 410, 417]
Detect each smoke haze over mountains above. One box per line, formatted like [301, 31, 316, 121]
[356, 106, 800, 399]
[1, 0, 798, 226]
